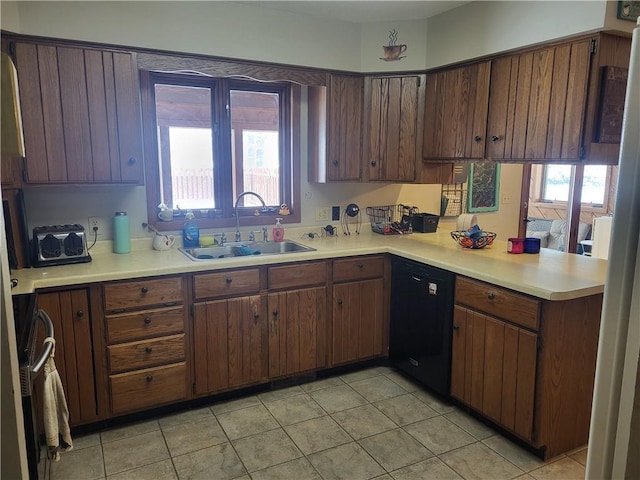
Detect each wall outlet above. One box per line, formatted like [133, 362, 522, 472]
[332, 206, 340, 221]
[502, 191, 512, 204]
[315, 207, 330, 222]
[88, 216, 106, 237]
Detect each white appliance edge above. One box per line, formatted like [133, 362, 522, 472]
[587, 17, 640, 480]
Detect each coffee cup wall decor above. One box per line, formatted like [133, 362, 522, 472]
[382, 44, 407, 61]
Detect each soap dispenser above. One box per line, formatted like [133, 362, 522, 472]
[272, 218, 284, 242]
[183, 210, 200, 248]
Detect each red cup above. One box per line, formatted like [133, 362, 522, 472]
[507, 237, 524, 254]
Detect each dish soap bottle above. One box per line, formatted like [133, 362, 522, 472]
[272, 217, 284, 242]
[183, 210, 199, 248]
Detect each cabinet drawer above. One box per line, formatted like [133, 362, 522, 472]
[110, 362, 187, 415]
[268, 261, 326, 290]
[106, 306, 184, 344]
[108, 334, 185, 373]
[104, 277, 183, 311]
[194, 268, 260, 300]
[333, 256, 385, 282]
[455, 277, 540, 331]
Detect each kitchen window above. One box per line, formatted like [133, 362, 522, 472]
[140, 71, 300, 230]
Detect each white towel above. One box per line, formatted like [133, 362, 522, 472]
[42, 338, 73, 461]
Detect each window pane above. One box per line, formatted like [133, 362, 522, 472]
[542, 165, 571, 201]
[230, 90, 281, 206]
[582, 165, 607, 205]
[155, 84, 214, 210]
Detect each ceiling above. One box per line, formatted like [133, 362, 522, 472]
[235, 1, 471, 23]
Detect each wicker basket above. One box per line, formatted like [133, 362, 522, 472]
[450, 231, 497, 249]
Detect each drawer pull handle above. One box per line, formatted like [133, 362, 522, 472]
[225, 278, 233, 284]
[76, 310, 84, 318]
[141, 287, 149, 294]
[356, 263, 364, 269]
[332, 159, 339, 166]
[337, 299, 343, 305]
[487, 292, 496, 300]
[146, 375, 153, 382]
[145, 347, 153, 354]
[128, 157, 137, 165]
[144, 317, 151, 325]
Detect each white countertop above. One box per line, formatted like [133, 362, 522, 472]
[9, 229, 608, 301]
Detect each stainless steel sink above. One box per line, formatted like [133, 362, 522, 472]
[179, 240, 316, 261]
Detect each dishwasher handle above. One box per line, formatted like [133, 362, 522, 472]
[19, 309, 54, 396]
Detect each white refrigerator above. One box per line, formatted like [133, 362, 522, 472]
[587, 17, 640, 480]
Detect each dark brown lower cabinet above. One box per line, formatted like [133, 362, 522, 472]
[332, 278, 385, 365]
[451, 306, 537, 440]
[268, 287, 327, 378]
[193, 295, 268, 395]
[37, 289, 101, 426]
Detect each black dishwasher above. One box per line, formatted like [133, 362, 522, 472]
[389, 257, 455, 397]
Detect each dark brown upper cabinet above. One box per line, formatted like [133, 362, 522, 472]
[423, 62, 490, 161]
[364, 74, 425, 182]
[13, 41, 144, 184]
[308, 74, 363, 182]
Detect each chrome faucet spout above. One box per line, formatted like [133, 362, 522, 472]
[234, 191, 267, 242]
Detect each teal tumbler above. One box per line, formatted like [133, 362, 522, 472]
[113, 211, 131, 254]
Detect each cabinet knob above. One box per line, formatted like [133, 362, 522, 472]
[453, 324, 460, 331]
[144, 317, 151, 325]
[76, 310, 84, 318]
[332, 159, 339, 166]
[145, 347, 153, 354]
[337, 299, 343, 305]
[491, 135, 500, 142]
[253, 313, 260, 321]
[356, 263, 364, 269]
[225, 278, 233, 284]
[146, 375, 153, 382]
[487, 292, 496, 300]
[370, 160, 377, 167]
[128, 157, 136, 165]
[272, 310, 279, 316]
[474, 135, 482, 143]
[141, 287, 149, 294]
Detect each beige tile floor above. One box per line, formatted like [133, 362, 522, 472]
[46, 367, 588, 480]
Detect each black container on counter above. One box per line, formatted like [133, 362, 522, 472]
[411, 213, 439, 233]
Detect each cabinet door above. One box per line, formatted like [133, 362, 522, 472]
[423, 62, 490, 160]
[268, 286, 327, 378]
[193, 295, 268, 395]
[488, 39, 592, 161]
[327, 74, 362, 181]
[37, 290, 99, 426]
[366, 76, 420, 182]
[13, 42, 143, 184]
[332, 278, 384, 365]
[451, 305, 537, 440]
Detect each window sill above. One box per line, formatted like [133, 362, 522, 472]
[531, 201, 608, 214]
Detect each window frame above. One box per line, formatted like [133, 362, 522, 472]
[140, 70, 300, 232]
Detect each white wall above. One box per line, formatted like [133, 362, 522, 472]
[1, 1, 621, 242]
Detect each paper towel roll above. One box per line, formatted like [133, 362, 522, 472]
[456, 214, 478, 231]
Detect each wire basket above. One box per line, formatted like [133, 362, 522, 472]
[450, 231, 497, 249]
[365, 204, 417, 235]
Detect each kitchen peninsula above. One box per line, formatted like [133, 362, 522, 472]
[10, 230, 606, 459]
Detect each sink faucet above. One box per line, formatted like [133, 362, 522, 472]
[234, 191, 267, 242]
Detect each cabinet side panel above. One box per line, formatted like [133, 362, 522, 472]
[514, 329, 537, 440]
[525, 49, 554, 159]
[38, 45, 67, 182]
[483, 317, 505, 423]
[14, 43, 48, 182]
[84, 49, 111, 182]
[561, 40, 591, 159]
[451, 306, 467, 401]
[58, 47, 93, 182]
[501, 324, 519, 431]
